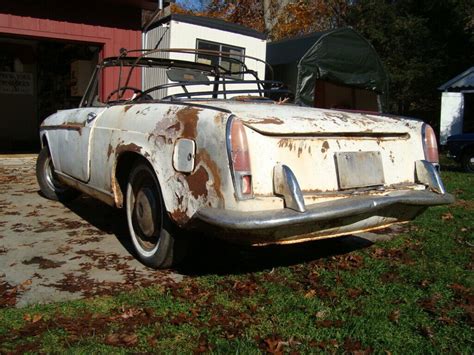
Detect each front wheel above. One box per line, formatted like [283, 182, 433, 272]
[126, 162, 186, 268]
[36, 146, 80, 201]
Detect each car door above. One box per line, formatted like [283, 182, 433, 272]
[54, 107, 107, 182]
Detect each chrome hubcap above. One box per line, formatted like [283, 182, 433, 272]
[129, 171, 162, 253]
[134, 188, 157, 238]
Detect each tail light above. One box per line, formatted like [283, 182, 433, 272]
[227, 117, 253, 199]
[422, 124, 439, 164]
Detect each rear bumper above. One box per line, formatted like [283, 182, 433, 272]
[190, 190, 454, 245]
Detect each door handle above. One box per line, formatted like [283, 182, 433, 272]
[86, 112, 97, 123]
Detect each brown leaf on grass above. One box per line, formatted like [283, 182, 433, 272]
[263, 337, 285, 354]
[19, 279, 32, 289]
[258, 335, 300, 354]
[334, 254, 364, 270]
[420, 279, 431, 288]
[315, 286, 337, 300]
[315, 310, 327, 319]
[437, 316, 456, 325]
[104, 333, 120, 345]
[304, 289, 316, 298]
[23, 314, 42, 323]
[419, 326, 434, 339]
[347, 288, 363, 299]
[372, 248, 385, 258]
[104, 333, 138, 347]
[343, 338, 373, 354]
[441, 212, 454, 221]
[389, 309, 400, 323]
[449, 283, 469, 294]
[194, 333, 213, 354]
[418, 293, 442, 316]
[316, 319, 344, 328]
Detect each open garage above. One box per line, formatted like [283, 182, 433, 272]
[0, 0, 149, 152]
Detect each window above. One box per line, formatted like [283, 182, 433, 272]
[196, 39, 245, 79]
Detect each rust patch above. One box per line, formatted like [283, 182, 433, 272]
[166, 122, 181, 132]
[41, 123, 85, 135]
[321, 141, 330, 153]
[389, 151, 395, 163]
[278, 139, 294, 151]
[177, 107, 201, 139]
[115, 143, 142, 155]
[243, 117, 284, 125]
[107, 144, 114, 159]
[185, 166, 209, 199]
[196, 149, 223, 202]
[214, 112, 227, 125]
[170, 209, 189, 225]
[111, 173, 124, 208]
[124, 105, 134, 113]
[298, 147, 303, 157]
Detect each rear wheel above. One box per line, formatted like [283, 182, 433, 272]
[461, 150, 474, 173]
[36, 146, 80, 201]
[125, 161, 185, 268]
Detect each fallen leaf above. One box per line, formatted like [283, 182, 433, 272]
[315, 310, 327, 319]
[316, 319, 344, 328]
[122, 334, 138, 346]
[105, 334, 120, 345]
[420, 280, 430, 288]
[19, 279, 32, 290]
[304, 289, 316, 298]
[105, 333, 138, 347]
[389, 309, 400, 323]
[437, 316, 455, 325]
[420, 326, 434, 339]
[441, 212, 454, 221]
[347, 288, 363, 299]
[262, 337, 286, 354]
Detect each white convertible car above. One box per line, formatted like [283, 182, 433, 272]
[36, 49, 453, 268]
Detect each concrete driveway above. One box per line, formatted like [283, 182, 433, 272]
[0, 156, 402, 308]
[0, 155, 181, 308]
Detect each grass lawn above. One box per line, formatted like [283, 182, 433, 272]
[1, 161, 473, 353]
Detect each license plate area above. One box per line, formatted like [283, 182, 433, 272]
[335, 151, 385, 189]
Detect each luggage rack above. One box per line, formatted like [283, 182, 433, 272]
[80, 48, 291, 107]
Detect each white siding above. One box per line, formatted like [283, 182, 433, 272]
[143, 19, 267, 99]
[440, 92, 464, 145]
[143, 24, 171, 99]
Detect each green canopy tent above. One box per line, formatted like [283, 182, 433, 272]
[267, 27, 388, 111]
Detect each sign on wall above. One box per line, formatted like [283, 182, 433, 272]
[0, 72, 33, 95]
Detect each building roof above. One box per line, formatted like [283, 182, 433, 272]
[267, 31, 328, 65]
[148, 14, 266, 40]
[438, 67, 474, 91]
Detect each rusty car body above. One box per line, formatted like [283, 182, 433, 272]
[36, 49, 454, 268]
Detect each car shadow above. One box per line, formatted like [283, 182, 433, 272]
[175, 233, 374, 276]
[59, 195, 376, 276]
[61, 195, 135, 256]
